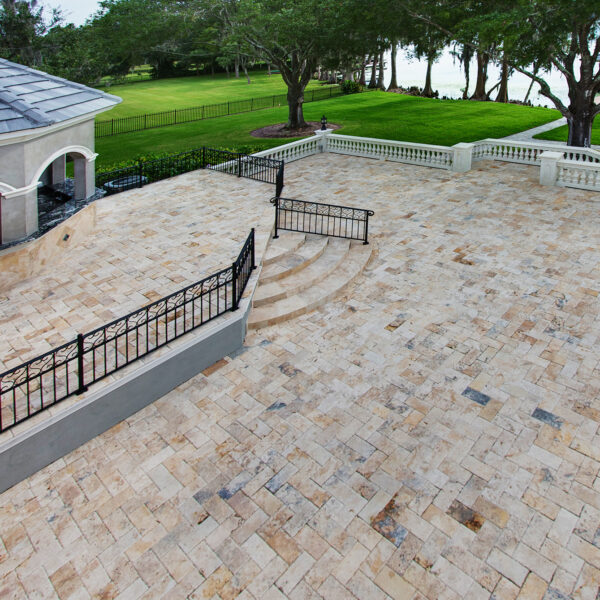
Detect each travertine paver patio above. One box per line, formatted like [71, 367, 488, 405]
[0, 171, 274, 371]
[1, 154, 600, 599]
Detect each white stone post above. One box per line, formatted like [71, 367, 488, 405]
[314, 129, 332, 153]
[51, 155, 67, 185]
[452, 142, 474, 173]
[539, 151, 564, 187]
[73, 155, 97, 200]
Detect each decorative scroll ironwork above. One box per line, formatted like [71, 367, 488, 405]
[97, 147, 283, 196]
[0, 230, 255, 433]
[273, 197, 374, 245]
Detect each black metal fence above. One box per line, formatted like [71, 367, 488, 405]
[96, 147, 283, 195]
[0, 229, 256, 433]
[95, 85, 342, 138]
[273, 197, 374, 244]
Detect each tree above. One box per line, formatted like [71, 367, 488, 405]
[398, 0, 600, 147]
[203, 0, 350, 129]
[0, 0, 61, 65]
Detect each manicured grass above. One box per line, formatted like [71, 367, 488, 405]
[98, 70, 333, 119]
[95, 91, 561, 169]
[533, 121, 600, 146]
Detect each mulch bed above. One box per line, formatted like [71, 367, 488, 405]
[251, 121, 341, 138]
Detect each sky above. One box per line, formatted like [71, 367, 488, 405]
[48, 0, 102, 25]
[44, 0, 568, 104]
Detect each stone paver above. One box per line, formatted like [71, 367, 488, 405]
[0, 170, 274, 371]
[1, 154, 600, 599]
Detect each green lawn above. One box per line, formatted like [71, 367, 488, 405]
[533, 121, 600, 145]
[95, 91, 561, 169]
[98, 70, 334, 119]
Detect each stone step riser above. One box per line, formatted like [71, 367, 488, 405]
[248, 242, 372, 330]
[259, 236, 328, 284]
[263, 232, 305, 266]
[253, 240, 350, 308]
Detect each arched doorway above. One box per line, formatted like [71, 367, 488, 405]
[32, 146, 97, 237]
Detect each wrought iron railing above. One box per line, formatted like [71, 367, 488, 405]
[0, 229, 256, 433]
[96, 147, 283, 195]
[272, 197, 374, 244]
[95, 85, 342, 138]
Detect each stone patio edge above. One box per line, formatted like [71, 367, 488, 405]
[0, 285, 256, 494]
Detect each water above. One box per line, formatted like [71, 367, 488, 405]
[377, 48, 570, 107]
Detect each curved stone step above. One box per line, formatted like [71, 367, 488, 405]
[263, 232, 305, 266]
[248, 241, 373, 330]
[259, 234, 328, 284]
[254, 237, 350, 307]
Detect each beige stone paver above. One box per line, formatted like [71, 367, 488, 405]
[1, 154, 600, 599]
[0, 170, 274, 371]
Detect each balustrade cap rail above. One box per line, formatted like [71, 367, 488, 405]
[327, 133, 453, 153]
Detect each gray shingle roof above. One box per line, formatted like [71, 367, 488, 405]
[0, 59, 121, 134]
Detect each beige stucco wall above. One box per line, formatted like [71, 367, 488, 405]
[0, 118, 95, 188]
[0, 200, 97, 291]
[0, 118, 96, 243]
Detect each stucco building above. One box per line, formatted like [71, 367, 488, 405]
[0, 59, 120, 244]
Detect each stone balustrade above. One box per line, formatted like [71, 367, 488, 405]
[253, 130, 600, 193]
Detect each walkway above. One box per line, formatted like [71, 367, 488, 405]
[1, 155, 600, 599]
[502, 117, 600, 151]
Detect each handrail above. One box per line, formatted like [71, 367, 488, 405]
[96, 147, 283, 195]
[0, 229, 256, 433]
[272, 197, 374, 245]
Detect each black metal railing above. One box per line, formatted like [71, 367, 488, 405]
[272, 197, 374, 245]
[0, 229, 256, 433]
[96, 147, 283, 195]
[95, 85, 342, 138]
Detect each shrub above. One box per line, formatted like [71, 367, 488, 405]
[340, 80, 363, 95]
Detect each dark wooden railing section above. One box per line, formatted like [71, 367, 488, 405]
[0, 229, 256, 433]
[272, 197, 374, 245]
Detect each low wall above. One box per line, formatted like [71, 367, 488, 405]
[0, 202, 97, 292]
[0, 291, 254, 494]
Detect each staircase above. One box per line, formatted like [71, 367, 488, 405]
[248, 232, 373, 329]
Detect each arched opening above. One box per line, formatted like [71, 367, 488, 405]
[33, 146, 97, 237]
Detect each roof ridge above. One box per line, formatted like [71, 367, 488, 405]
[0, 58, 121, 134]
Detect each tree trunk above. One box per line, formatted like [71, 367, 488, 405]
[423, 56, 434, 97]
[243, 63, 250, 84]
[359, 60, 366, 86]
[387, 41, 398, 90]
[495, 58, 509, 103]
[377, 52, 385, 89]
[461, 44, 472, 99]
[268, 63, 271, 76]
[523, 78, 535, 104]
[368, 54, 378, 88]
[471, 51, 488, 100]
[234, 56, 239, 78]
[567, 113, 594, 147]
[285, 85, 307, 129]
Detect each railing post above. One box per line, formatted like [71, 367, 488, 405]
[363, 213, 370, 245]
[231, 261, 239, 311]
[174, 109, 177, 124]
[251, 228, 256, 269]
[273, 198, 279, 239]
[539, 151, 564, 186]
[203, 146, 206, 169]
[138, 162, 143, 187]
[238, 154, 242, 177]
[451, 142, 474, 173]
[76, 333, 88, 395]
